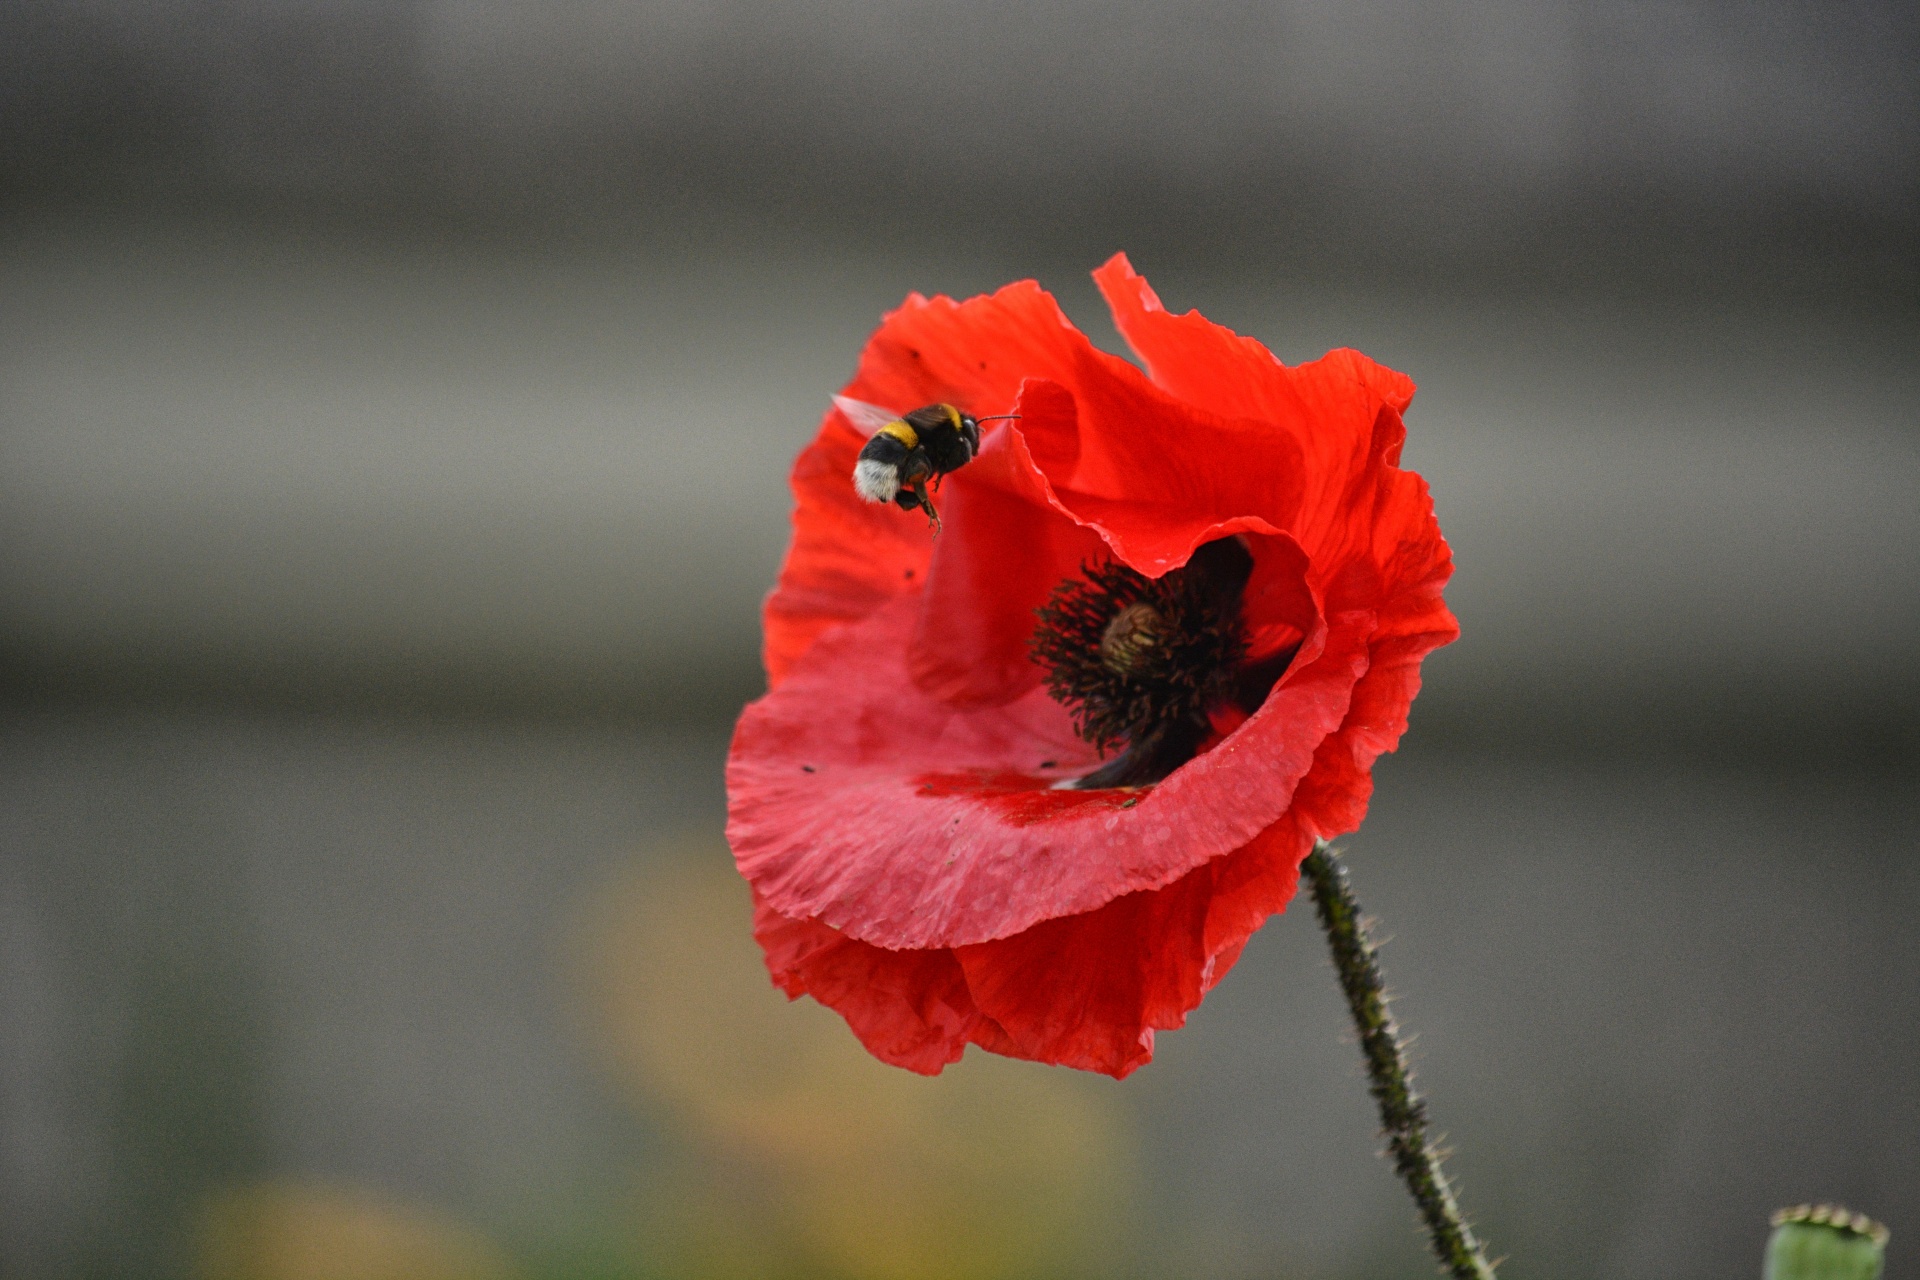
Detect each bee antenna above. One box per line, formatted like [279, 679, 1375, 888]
[973, 414, 1021, 423]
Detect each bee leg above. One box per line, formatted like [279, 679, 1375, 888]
[917, 486, 942, 532]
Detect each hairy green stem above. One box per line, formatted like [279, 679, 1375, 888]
[1301, 842, 1498, 1280]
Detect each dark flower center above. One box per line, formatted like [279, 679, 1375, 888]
[1031, 537, 1264, 789]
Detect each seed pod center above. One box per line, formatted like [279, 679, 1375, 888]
[1099, 602, 1164, 676]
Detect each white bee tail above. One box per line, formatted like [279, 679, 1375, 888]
[853, 458, 899, 503]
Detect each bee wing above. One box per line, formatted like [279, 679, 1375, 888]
[832, 395, 903, 435]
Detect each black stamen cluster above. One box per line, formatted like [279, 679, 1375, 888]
[1030, 545, 1250, 756]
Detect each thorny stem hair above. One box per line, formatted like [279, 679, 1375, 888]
[1301, 842, 1498, 1280]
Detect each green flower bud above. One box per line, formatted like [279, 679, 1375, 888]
[1765, 1205, 1888, 1280]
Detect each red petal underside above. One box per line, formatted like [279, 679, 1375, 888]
[1092, 252, 1413, 448]
[753, 894, 1000, 1074]
[754, 811, 1315, 1078]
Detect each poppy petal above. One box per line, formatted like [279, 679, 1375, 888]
[1091, 255, 1446, 616]
[727, 591, 1370, 952]
[905, 415, 1108, 708]
[956, 810, 1317, 1078]
[753, 891, 999, 1075]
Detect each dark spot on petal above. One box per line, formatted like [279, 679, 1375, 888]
[903, 568, 914, 579]
[914, 769, 1141, 826]
[1039, 760, 1057, 769]
[801, 765, 815, 773]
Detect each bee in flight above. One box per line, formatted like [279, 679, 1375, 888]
[835, 396, 1015, 529]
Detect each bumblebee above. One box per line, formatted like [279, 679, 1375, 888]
[836, 396, 1012, 527]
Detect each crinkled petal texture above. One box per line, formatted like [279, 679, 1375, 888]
[728, 255, 1456, 1078]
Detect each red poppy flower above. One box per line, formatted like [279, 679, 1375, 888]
[727, 254, 1456, 1079]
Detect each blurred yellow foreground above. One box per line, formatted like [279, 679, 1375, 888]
[193, 844, 1136, 1280]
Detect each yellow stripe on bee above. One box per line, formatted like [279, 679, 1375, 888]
[880, 421, 919, 449]
[940, 403, 964, 432]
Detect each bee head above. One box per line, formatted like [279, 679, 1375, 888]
[962, 412, 1022, 461]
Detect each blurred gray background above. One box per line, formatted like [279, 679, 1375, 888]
[2, 3, 1916, 1279]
